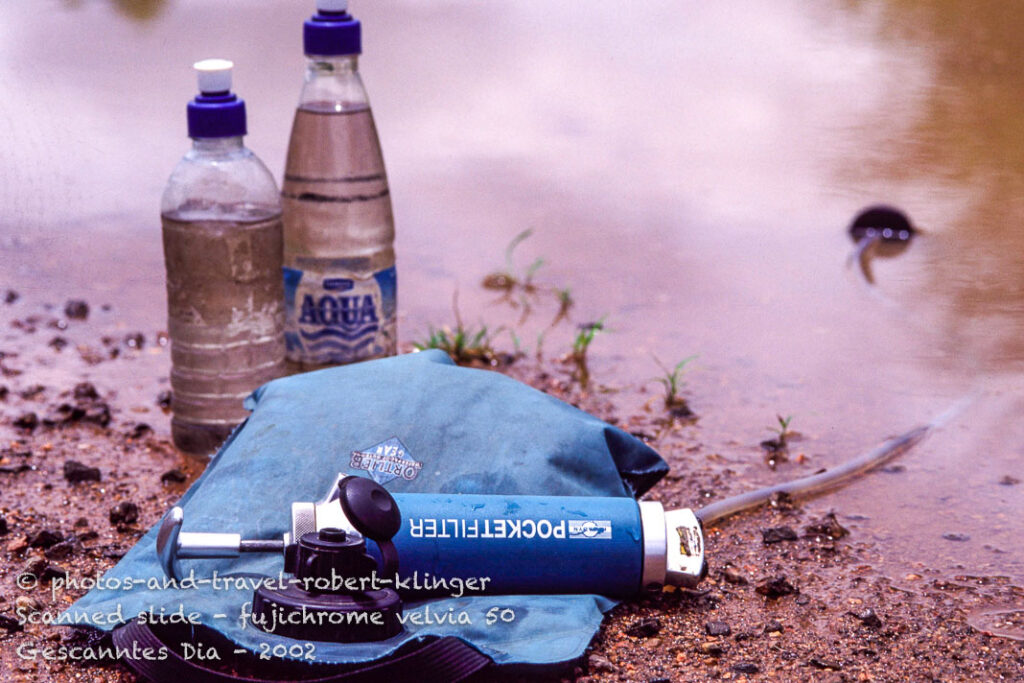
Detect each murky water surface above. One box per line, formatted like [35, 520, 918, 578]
[1, 1, 1021, 587]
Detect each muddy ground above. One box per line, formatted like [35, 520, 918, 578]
[1, 294, 1022, 683]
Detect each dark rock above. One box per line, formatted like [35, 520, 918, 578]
[84, 402, 111, 427]
[999, 476, 1020, 486]
[942, 533, 970, 542]
[0, 515, 8, 535]
[78, 531, 99, 542]
[24, 557, 48, 577]
[124, 332, 145, 349]
[764, 621, 784, 634]
[63, 460, 101, 483]
[627, 617, 661, 638]
[0, 463, 31, 474]
[73, 382, 99, 400]
[128, 423, 153, 439]
[0, 385, 7, 400]
[45, 540, 76, 560]
[768, 491, 796, 511]
[161, 468, 187, 484]
[109, 502, 139, 526]
[43, 403, 86, 426]
[762, 526, 798, 544]
[732, 662, 760, 674]
[721, 568, 748, 585]
[13, 412, 38, 431]
[19, 384, 45, 399]
[64, 300, 89, 320]
[41, 565, 66, 583]
[809, 657, 842, 670]
[587, 654, 616, 673]
[704, 620, 731, 636]
[756, 575, 798, 599]
[156, 389, 172, 410]
[74, 517, 89, 528]
[28, 529, 63, 548]
[804, 513, 849, 540]
[648, 678, 671, 683]
[3, 290, 18, 304]
[0, 614, 23, 633]
[853, 609, 883, 629]
[48, 336, 69, 351]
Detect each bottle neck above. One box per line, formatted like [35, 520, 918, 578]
[299, 55, 369, 112]
[190, 136, 245, 155]
[306, 54, 359, 77]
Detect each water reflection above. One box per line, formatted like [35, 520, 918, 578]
[63, 0, 167, 21]
[850, 0, 1024, 372]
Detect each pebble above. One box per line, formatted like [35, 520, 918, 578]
[19, 384, 45, 399]
[156, 389, 173, 410]
[853, 609, 883, 629]
[28, 529, 63, 548]
[804, 513, 850, 540]
[13, 412, 38, 431]
[128, 423, 153, 439]
[0, 614, 23, 633]
[3, 289, 18, 304]
[22, 558, 48, 582]
[45, 540, 76, 560]
[73, 382, 99, 400]
[732, 661, 760, 674]
[161, 468, 187, 484]
[48, 336, 69, 351]
[810, 657, 842, 670]
[588, 653, 616, 673]
[764, 621, 784, 634]
[64, 300, 89, 320]
[999, 475, 1020, 486]
[700, 641, 725, 656]
[761, 526, 798, 544]
[705, 620, 731, 636]
[942, 533, 970, 542]
[124, 332, 145, 349]
[756, 575, 798, 599]
[627, 617, 662, 638]
[721, 568, 748, 585]
[15, 595, 40, 613]
[0, 515, 8, 535]
[84, 402, 112, 427]
[41, 565, 66, 583]
[109, 501, 140, 525]
[64, 460, 101, 483]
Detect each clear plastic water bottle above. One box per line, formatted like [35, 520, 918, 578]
[282, 0, 397, 371]
[161, 59, 286, 457]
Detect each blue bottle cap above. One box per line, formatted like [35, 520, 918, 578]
[186, 59, 247, 139]
[304, 0, 361, 57]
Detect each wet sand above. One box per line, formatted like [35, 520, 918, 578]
[1, 295, 1022, 681]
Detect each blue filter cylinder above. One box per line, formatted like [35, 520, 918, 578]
[390, 493, 642, 596]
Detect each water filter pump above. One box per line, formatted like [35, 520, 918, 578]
[157, 474, 706, 640]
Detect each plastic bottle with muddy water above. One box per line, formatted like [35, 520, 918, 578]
[281, 0, 397, 371]
[161, 59, 286, 457]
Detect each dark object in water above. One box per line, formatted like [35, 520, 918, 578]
[847, 205, 917, 284]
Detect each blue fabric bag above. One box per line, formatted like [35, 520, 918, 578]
[66, 349, 668, 676]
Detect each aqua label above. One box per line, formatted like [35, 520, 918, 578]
[283, 265, 396, 364]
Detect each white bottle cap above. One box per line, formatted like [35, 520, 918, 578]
[193, 58, 234, 94]
[317, 0, 348, 12]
